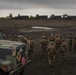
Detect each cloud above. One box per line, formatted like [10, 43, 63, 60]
[0, 0, 76, 9]
[0, 0, 76, 17]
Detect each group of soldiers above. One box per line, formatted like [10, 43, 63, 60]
[40, 33, 76, 67]
[5, 34, 35, 60]
[4, 32, 76, 67]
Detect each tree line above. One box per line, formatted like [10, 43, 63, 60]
[1, 13, 76, 20]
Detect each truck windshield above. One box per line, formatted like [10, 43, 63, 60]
[0, 49, 12, 60]
[16, 46, 26, 55]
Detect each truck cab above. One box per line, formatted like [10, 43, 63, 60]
[0, 40, 30, 75]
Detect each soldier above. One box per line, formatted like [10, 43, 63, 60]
[54, 34, 58, 39]
[17, 35, 22, 42]
[41, 33, 47, 39]
[8, 35, 12, 41]
[72, 36, 76, 52]
[58, 33, 63, 40]
[40, 36, 48, 55]
[28, 37, 35, 60]
[19, 35, 30, 48]
[49, 33, 55, 42]
[67, 33, 73, 52]
[18, 35, 30, 60]
[47, 42, 56, 67]
[59, 39, 67, 61]
[13, 35, 18, 41]
[55, 34, 62, 52]
[49, 41, 56, 46]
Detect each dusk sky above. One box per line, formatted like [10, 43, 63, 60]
[0, 0, 76, 17]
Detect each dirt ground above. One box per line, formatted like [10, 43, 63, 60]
[23, 28, 76, 75]
[0, 20, 76, 75]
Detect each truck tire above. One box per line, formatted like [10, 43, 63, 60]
[19, 69, 25, 75]
[14, 70, 23, 75]
[0, 69, 8, 75]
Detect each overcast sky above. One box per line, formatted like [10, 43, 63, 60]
[0, 0, 76, 17]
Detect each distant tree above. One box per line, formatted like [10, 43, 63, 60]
[62, 14, 68, 18]
[50, 14, 55, 19]
[30, 15, 34, 19]
[9, 13, 13, 19]
[18, 14, 20, 17]
[51, 14, 55, 17]
[36, 14, 39, 17]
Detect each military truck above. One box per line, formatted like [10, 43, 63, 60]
[0, 40, 31, 75]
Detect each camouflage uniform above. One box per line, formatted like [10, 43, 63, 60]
[18, 35, 30, 60]
[67, 33, 73, 52]
[8, 35, 12, 41]
[55, 36, 62, 52]
[17, 35, 22, 42]
[49, 41, 56, 46]
[20, 37, 26, 43]
[14, 35, 18, 41]
[60, 39, 66, 61]
[58, 33, 63, 40]
[47, 42, 56, 66]
[54, 34, 58, 39]
[28, 37, 35, 59]
[41, 33, 47, 39]
[49, 33, 55, 42]
[40, 37, 48, 55]
[73, 36, 76, 52]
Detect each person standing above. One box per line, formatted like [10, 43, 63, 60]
[59, 39, 67, 61]
[55, 34, 62, 52]
[49, 33, 55, 42]
[67, 33, 73, 52]
[47, 42, 56, 67]
[72, 36, 76, 52]
[28, 37, 35, 60]
[40, 36, 48, 55]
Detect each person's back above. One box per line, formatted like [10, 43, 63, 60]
[29, 39, 34, 48]
[47, 45, 56, 56]
[28, 37, 35, 60]
[58, 33, 63, 40]
[47, 44, 56, 67]
[40, 38, 48, 55]
[40, 38, 48, 47]
[67, 33, 73, 43]
[61, 41, 66, 51]
[49, 33, 55, 42]
[55, 37, 62, 51]
[68, 35, 73, 43]
[60, 39, 67, 53]
[41, 33, 47, 39]
[73, 37, 76, 51]
[67, 33, 73, 51]
[73, 38, 76, 45]
[60, 39, 67, 61]
[55, 37, 62, 44]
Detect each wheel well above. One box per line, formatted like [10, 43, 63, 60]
[0, 68, 4, 72]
